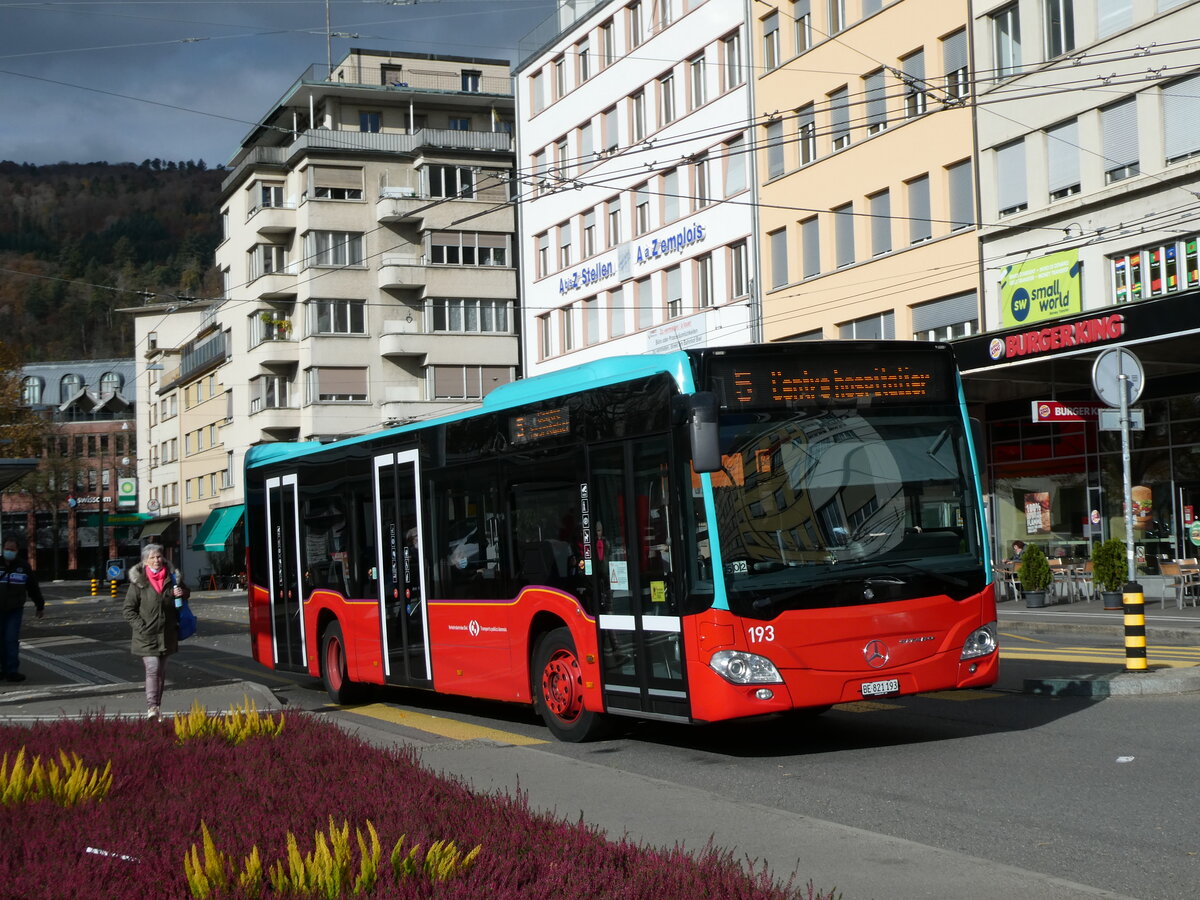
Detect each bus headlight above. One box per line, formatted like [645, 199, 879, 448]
[709, 650, 783, 684]
[961, 622, 997, 660]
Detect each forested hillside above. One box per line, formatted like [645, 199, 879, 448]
[0, 160, 225, 362]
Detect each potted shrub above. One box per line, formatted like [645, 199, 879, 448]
[1018, 543, 1053, 608]
[1092, 538, 1128, 609]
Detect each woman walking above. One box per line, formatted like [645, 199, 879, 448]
[123, 543, 188, 720]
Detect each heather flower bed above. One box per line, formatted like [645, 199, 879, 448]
[0, 710, 834, 900]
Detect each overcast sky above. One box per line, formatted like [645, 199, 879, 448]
[1, 0, 556, 166]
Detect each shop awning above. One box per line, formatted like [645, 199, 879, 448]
[192, 505, 244, 552]
[138, 517, 176, 539]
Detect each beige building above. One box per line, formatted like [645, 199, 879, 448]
[753, 0, 980, 343]
[130, 49, 520, 582]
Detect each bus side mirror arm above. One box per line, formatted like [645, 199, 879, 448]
[689, 392, 722, 474]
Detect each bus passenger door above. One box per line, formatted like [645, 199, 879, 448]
[265, 474, 306, 670]
[373, 450, 431, 684]
[591, 439, 689, 722]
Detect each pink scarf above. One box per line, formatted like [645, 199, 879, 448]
[146, 566, 168, 595]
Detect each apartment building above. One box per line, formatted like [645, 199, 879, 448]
[955, 0, 1200, 569]
[131, 49, 520, 582]
[754, 0, 979, 344]
[514, 0, 759, 374]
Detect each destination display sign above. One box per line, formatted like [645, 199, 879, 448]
[707, 351, 954, 408]
[510, 406, 571, 445]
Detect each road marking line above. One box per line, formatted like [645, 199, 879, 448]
[999, 632, 1056, 645]
[921, 690, 1004, 701]
[342, 703, 547, 745]
[1002, 650, 1199, 667]
[837, 700, 904, 712]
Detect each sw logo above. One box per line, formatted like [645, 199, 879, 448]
[1010, 288, 1031, 322]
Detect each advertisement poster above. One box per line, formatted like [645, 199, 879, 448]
[1001, 249, 1082, 328]
[1024, 491, 1051, 534]
[1132, 484, 1153, 529]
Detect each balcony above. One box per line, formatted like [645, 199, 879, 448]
[375, 194, 513, 231]
[248, 203, 296, 235]
[378, 256, 426, 291]
[248, 404, 297, 436]
[247, 337, 299, 366]
[380, 330, 516, 365]
[250, 271, 298, 300]
[378, 257, 517, 297]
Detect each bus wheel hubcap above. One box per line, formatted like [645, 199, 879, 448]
[543, 650, 582, 722]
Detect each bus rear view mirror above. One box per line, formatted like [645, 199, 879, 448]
[689, 392, 721, 473]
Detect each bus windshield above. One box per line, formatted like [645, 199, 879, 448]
[710, 405, 984, 617]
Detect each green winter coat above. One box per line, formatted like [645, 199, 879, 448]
[123, 562, 190, 657]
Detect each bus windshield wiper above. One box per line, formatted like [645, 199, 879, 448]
[876, 560, 968, 589]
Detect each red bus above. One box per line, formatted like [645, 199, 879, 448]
[243, 342, 997, 741]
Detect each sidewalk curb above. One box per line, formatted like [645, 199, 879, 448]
[1024, 666, 1200, 698]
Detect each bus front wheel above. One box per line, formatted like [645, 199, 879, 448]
[320, 621, 361, 705]
[532, 627, 609, 742]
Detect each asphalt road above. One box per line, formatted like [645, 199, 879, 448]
[8, 587, 1200, 900]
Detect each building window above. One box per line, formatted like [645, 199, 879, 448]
[561, 304, 576, 352]
[762, 12, 780, 71]
[59, 373, 82, 401]
[610, 286, 626, 336]
[635, 183, 651, 235]
[536, 233, 549, 277]
[869, 190, 891, 256]
[538, 313, 552, 359]
[864, 70, 887, 134]
[840, 312, 895, 340]
[729, 240, 749, 298]
[580, 121, 594, 165]
[631, 90, 646, 142]
[689, 54, 706, 110]
[636, 277, 654, 329]
[722, 30, 743, 91]
[992, 4, 1022, 79]
[532, 70, 545, 113]
[554, 55, 566, 99]
[448, 117, 470, 131]
[1047, 119, 1081, 200]
[583, 210, 597, 258]
[769, 228, 788, 288]
[947, 159, 974, 230]
[20, 376, 41, 405]
[251, 306, 293, 345]
[662, 168, 679, 222]
[827, 0, 844, 35]
[665, 265, 683, 318]
[559, 222, 572, 268]
[584, 296, 601, 345]
[1097, 0, 1131, 37]
[659, 71, 676, 126]
[307, 231, 363, 267]
[1110, 233, 1200, 304]
[912, 292, 978, 341]
[653, 0, 672, 32]
[694, 155, 712, 209]
[801, 216, 820, 278]
[1163, 73, 1200, 163]
[793, 1, 811, 52]
[724, 136, 747, 195]
[359, 111, 381, 132]
[601, 20, 616, 68]
[603, 106, 619, 152]
[629, 1, 644, 48]
[996, 139, 1028, 215]
[829, 86, 849, 150]
[607, 196, 622, 246]
[307, 367, 367, 403]
[257, 182, 285, 208]
[907, 176, 931, 244]
[1045, 0, 1074, 59]
[577, 39, 591, 82]
[834, 203, 855, 267]
[427, 165, 475, 198]
[943, 29, 969, 99]
[311, 299, 366, 335]
[795, 104, 816, 164]
[250, 375, 291, 413]
[431, 366, 510, 401]
[430, 231, 509, 266]
[695, 253, 714, 308]
[902, 50, 927, 118]
[1102, 98, 1139, 183]
[251, 243, 288, 280]
[554, 136, 570, 179]
[766, 120, 785, 178]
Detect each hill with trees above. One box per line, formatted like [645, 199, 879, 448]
[0, 160, 225, 362]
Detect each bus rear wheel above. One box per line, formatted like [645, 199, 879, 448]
[320, 620, 361, 705]
[532, 627, 609, 742]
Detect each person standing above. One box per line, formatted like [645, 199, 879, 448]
[123, 543, 188, 720]
[0, 535, 44, 683]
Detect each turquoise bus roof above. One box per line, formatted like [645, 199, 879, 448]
[245, 351, 696, 471]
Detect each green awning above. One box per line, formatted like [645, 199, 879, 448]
[192, 505, 244, 552]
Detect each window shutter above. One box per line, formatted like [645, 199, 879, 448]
[912, 291, 977, 332]
[1047, 120, 1079, 191]
[996, 140, 1027, 211]
[1101, 98, 1138, 168]
[1163, 73, 1200, 162]
[865, 70, 887, 129]
[1097, 0, 1132, 36]
[311, 166, 363, 189]
[802, 217, 820, 277]
[870, 191, 891, 255]
[948, 160, 974, 228]
[908, 176, 931, 242]
[943, 29, 967, 77]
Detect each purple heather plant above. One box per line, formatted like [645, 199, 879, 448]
[0, 714, 837, 900]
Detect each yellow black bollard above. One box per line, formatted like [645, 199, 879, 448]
[90, 578, 98, 597]
[110, 578, 118, 599]
[1123, 581, 1147, 672]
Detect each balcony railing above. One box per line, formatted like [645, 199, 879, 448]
[298, 62, 512, 96]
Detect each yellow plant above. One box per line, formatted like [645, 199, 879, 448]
[390, 834, 481, 883]
[0, 747, 112, 807]
[174, 696, 285, 745]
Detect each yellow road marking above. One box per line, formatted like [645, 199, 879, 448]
[342, 703, 547, 745]
[1002, 649, 1200, 668]
[999, 632, 1056, 645]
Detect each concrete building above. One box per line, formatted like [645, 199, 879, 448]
[514, 0, 760, 374]
[129, 48, 520, 583]
[753, 0, 979, 344]
[958, 0, 1200, 573]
